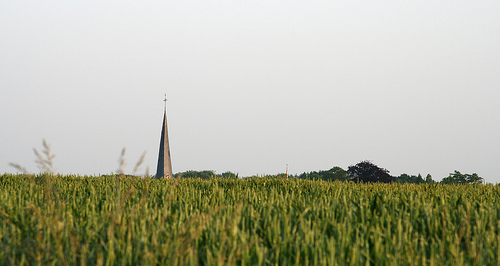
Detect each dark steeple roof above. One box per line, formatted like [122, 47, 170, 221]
[156, 104, 173, 179]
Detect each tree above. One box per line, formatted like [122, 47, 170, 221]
[347, 160, 394, 183]
[395, 173, 433, 184]
[441, 170, 483, 185]
[298, 171, 322, 180]
[174, 170, 215, 179]
[298, 166, 348, 181]
[328, 166, 349, 181]
[425, 174, 434, 183]
[395, 173, 422, 184]
[318, 166, 348, 181]
[220, 171, 239, 179]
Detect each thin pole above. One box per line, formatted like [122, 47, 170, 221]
[163, 93, 167, 110]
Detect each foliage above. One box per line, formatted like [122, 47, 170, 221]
[1, 174, 499, 265]
[220, 171, 239, 179]
[441, 170, 483, 184]
[174, 170, 216, 179]
[298, 166, 348, 181]
[275, 173, 289, 179]
[395, 173, 436, 184]
[174, 170, 239, 179]
[395, 173, 425, 184]
[347, 160, 394, 183]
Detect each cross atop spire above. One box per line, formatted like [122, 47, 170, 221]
[163, 93, 167, 110]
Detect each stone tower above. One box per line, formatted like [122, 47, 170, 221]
[156, 95, 173, 179]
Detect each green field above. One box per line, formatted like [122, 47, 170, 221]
[1, 174, 499, 265]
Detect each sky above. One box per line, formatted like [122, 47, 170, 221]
[1, 1, 499, 182]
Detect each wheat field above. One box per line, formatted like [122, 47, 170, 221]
[1, 174, 499, 265]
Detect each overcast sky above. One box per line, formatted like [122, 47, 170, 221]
[1, 1, 499, 182]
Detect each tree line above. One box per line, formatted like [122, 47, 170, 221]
[297, 160, 483, 184]
[174, 161, 483, 184]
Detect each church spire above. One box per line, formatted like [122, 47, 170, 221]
[156, 94, 173, 179]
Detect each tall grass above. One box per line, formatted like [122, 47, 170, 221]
[0, 175, 499, 265]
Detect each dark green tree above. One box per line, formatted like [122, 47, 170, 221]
[329, 166, 349, 181]
[298, 166, 348, 181]
[174, 170, 215, 179]
[395, 173, 430, 184]
[395, 174, 412, 183]
[441, 170, 483, 184]
[319, 166, 348, 181]
[347, 160, 394, 183]
[220, 171, 239, 179]
[298, 171, 323, 180]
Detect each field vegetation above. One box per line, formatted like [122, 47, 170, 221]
[1, 174, 499, 265]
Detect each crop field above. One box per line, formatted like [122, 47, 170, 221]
[1, 174, 500, 265]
